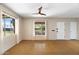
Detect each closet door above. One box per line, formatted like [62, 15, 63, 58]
[70, 22, 77, 39]
[47, 21, 56, 40]
[57, 22, 65, 39]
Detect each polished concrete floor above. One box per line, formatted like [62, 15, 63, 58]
[4, 40, 79, 55]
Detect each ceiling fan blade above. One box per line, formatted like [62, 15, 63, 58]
[32, 6, 46, 16]
[32, 13, 39, 15]
[40, 13, 46, 16]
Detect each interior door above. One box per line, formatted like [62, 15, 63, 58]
[47, 21, 56, 40]
[70, 22, 77, 39]
[57, 22, 65, 39]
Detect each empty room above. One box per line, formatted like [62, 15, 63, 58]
[0, 3, 79, 55]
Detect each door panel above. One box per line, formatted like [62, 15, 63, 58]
[47, 21, 56, 40]
[70, 22, 77, 39]
[57, 22, 65, 39]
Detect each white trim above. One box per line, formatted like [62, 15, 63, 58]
[33, 20, 35, 36]
[43, 20, 47, 36]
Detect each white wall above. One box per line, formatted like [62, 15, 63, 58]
[2, 35, 17, 53]
[17, 18, 23, 42]
[22, 18, 79, 40]
[0, 4, 22, 54]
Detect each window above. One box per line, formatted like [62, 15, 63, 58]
[35, 22, 45, 35]
[2, 14, 15, 36]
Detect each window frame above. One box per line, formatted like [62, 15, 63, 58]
[1, 11, 16, 36]
[33, 20, 47, 36]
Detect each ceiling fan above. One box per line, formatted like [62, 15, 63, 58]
[32, 6, 46, 16]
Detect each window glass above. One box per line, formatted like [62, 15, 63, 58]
[35, 22, 45, 35]
[2, 14, 15, 36]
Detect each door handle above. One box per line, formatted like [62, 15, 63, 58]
[52, 30, 55, 31]
[56, 28, 58, 32]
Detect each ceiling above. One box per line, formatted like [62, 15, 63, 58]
[3, 3, 79, 18]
